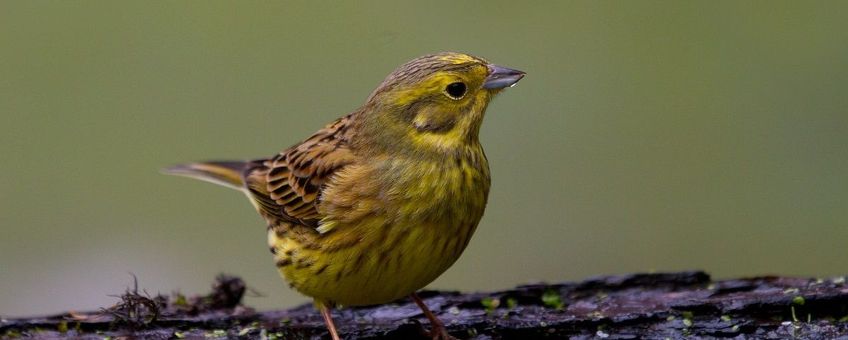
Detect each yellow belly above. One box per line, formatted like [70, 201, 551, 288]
[265, 154, 489, 306]
[268, 217, 475, 306]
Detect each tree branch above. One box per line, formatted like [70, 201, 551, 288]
[3, 271, 847, 339]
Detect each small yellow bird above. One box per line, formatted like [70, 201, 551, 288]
[165, 52, 524, 339]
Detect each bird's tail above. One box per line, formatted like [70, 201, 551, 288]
[162, 160, 250, 191]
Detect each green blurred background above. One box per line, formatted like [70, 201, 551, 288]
[2, 1, 846, 317]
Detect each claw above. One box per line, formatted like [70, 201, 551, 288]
[410, 293, 457, 340]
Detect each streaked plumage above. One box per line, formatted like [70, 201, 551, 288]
[165, 52, 524, 339]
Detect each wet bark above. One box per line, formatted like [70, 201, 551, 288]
[3, 272, 847, 339]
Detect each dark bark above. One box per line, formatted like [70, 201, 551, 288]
[3, 272, 847, 339]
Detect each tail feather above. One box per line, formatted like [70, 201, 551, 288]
[162, 161, 249, 191]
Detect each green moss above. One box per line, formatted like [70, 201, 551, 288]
[506, 297, 518, 309]
[587, 311, 604, 319]
[205, 329, 227, 338]
[238, 326, 255, 336]
[681, 311, 693, 328]
[481, 297, 500, 314]
[173, 293, 189, 307]
[542, 289, 564, 310]
[57, 320, 68, 334]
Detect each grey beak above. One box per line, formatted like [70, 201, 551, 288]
[483, 64, 526, 89]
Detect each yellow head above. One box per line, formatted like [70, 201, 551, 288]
[355, 52, 524, 155]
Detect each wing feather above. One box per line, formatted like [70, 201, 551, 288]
[244, 114, 357, 231]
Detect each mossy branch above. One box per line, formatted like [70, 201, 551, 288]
[3, 272, 848, 339]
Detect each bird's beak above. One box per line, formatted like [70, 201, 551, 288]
[483, 64, 526, 89]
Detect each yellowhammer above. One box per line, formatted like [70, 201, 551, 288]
[165, 52, 524, 340]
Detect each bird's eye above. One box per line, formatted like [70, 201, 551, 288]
[444, 82, 467, 100]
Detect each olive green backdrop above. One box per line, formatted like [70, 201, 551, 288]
[2, 1, 846, 316]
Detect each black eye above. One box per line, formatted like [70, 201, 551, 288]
[445, 82, 467, 99]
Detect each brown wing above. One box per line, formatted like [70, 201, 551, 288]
[244, 114, 357, 229]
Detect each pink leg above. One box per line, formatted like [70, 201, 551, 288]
[411, 293, 455, 340]
[318, 301, 341, 340]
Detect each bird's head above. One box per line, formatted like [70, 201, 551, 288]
[359, 52, 524, 155]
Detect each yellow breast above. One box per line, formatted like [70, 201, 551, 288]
[268, 153, 489, 306]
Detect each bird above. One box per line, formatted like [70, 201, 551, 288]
[164, 52, 524, 340]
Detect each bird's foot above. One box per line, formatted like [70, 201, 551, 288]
[414, 318, 455, 340]
[424, 323, 456, 340]
[410, 293, 457, 340]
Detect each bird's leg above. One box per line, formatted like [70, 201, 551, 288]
[411, 293, 455, 340]
[318, 301, 341, 340]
